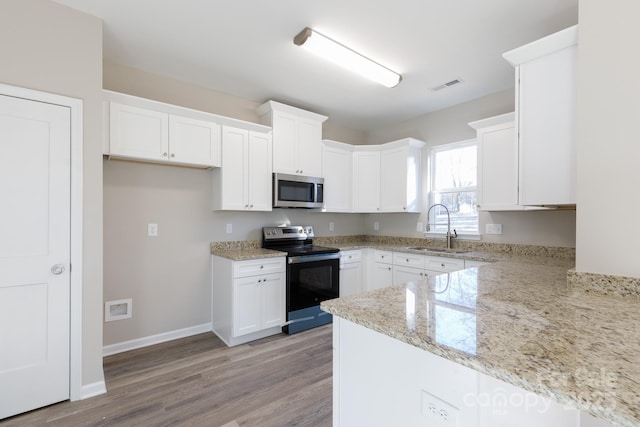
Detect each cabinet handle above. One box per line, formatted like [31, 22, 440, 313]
[162, 152, 168, 157]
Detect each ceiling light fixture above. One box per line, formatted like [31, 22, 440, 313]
[293, 27, 402, 88]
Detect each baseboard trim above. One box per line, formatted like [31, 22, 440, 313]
[103, 323, 213, 357]
[79, 380, 107, 400]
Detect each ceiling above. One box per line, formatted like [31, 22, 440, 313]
[53, 0, 578, 131]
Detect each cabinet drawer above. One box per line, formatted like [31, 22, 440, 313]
[340, 250, 362, 264]
[424, 255, 465, 273]
[374, 250, 393, 264]
[393, 252, 425, 269]
[233, 257, 286, 278]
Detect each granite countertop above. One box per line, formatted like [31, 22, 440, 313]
[210, 241, 285, 261]
[321, 256, 640, 427]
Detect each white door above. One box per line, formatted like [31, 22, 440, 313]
[0, 95, 71, 418]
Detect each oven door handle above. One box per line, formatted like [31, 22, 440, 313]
[288, 253, 341, 264]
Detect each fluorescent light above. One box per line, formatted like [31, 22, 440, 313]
[293, 27, 402, 88]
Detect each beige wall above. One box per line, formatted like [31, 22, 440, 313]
[0, 0, 104, 386]
[576, 0, 640, 276]
[365, 89, 577, 247]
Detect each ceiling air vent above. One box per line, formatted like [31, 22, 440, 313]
[431, 78, 463, 91]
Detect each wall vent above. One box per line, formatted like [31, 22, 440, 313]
[431, 78, 463, 91]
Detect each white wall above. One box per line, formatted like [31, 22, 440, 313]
[366, 89, 577, 247]
[0, 0, 104, 387]
[576, 0, 640, 277]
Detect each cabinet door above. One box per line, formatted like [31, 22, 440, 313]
[392, 265, 424, 285]
[169, 115, 221, 167]
[370, 262, 393, 290]
[518, 44, 577, 205]
[352, 151, 381, 212]
[219, 126, 248, 210]
[322, 144, 352, 212]
[478, 124, 519, 210]
[297, 118, 323, 176]
[233, 276, 261, 336]
[271, 111, 297, 174]
[247, 131, 273, 211]
[260, 272, 285, 330]
[339, 262, 361, 297]
[109, 102, 168, 161]
[380, 146, 408, 212]
[424, 255, 465, 273]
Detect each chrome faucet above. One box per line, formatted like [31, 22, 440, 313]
[426, 203, 457, 249]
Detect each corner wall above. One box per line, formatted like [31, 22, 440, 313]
[576, 0, 640, 277]
[0, 0, 104, 388]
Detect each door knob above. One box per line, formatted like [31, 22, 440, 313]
[51, 264, 65, 275]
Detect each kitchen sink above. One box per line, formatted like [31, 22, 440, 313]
[405, 246, 470, 254]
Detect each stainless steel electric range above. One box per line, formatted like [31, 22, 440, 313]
[262, 225, 340, 334]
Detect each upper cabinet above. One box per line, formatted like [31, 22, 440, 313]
[352, 138, 424, 213]
[104, 91, 269, 169]
[211, 125, 273, 211]
[257, 100, 328, 177]
[470, 112, 520, 211]
[503, 25, 578, 206]
[322, 140, 353, 213]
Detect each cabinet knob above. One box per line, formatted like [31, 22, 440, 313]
[388, 267, 391, 271]
[403, 206, 406, 210]
[170, 153, 175, 158]
[441, 263, 445, 267]
[300, 170, 303, 174]
[245, 204, 249, 208]
[406, 258, 410, 262]
[260, 265, 264, 269]
[258, 279, 262, 283]
[250, 204, 254, 208]
[162, 152, 168, 157]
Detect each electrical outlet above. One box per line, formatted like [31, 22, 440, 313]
[226, 223, 233, 234]
[417, 222, 424, 232]
[373, 221, 380, 231]
[485, 223, 502, 235]
[329, 222, 334, 231]
[147, 223, 158, 237]
[421, 390, 460, 426]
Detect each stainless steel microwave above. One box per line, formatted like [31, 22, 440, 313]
[273, 173, 324, 208]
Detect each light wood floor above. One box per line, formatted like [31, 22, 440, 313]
[1, 325, 332, 427]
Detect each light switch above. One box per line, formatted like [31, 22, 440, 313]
[226, 223, 233, 234]
[373, 221, 380, 231]
[148, 223, 158, 237]
[329, 222, 334, 231]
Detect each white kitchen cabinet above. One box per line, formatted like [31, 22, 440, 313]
[469, 112, 520, 211]
[109, 102, 221, 168]
[379, 139, 423, 212]
[211, 125, 272, 211]
[392, 252, 465, 285]
[109, 102, 169, 163]
[368, 250, 394, 291]
[168, 115, 221, 167]
[339, 250, 362, 297]
[503, 25, 578, 206]
[212, 255, 286, 346]
[322, 140, 353, 212]
[352, 149, 381, 212]
[105, 91, 268, 168]
[352, 138, 424, 213]
[257, 100, 328, 177]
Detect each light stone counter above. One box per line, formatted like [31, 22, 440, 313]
[210, 240, 285, 261]
[321, 256, 640, 427]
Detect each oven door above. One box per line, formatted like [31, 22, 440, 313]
[285, 252, 339, 334]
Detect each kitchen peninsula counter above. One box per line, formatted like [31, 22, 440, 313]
[321, 253, 640, 426]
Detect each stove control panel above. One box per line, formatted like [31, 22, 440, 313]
[263, 225, 314, 241]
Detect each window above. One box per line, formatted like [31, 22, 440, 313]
[429, 140, 478, 234]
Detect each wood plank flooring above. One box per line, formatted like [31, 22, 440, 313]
[1, 325, 332, 427]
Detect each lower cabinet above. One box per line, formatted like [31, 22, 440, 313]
[368, 250, 394, 291]
[339, 250, 362, 297]
[212, 255, 286, 346]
